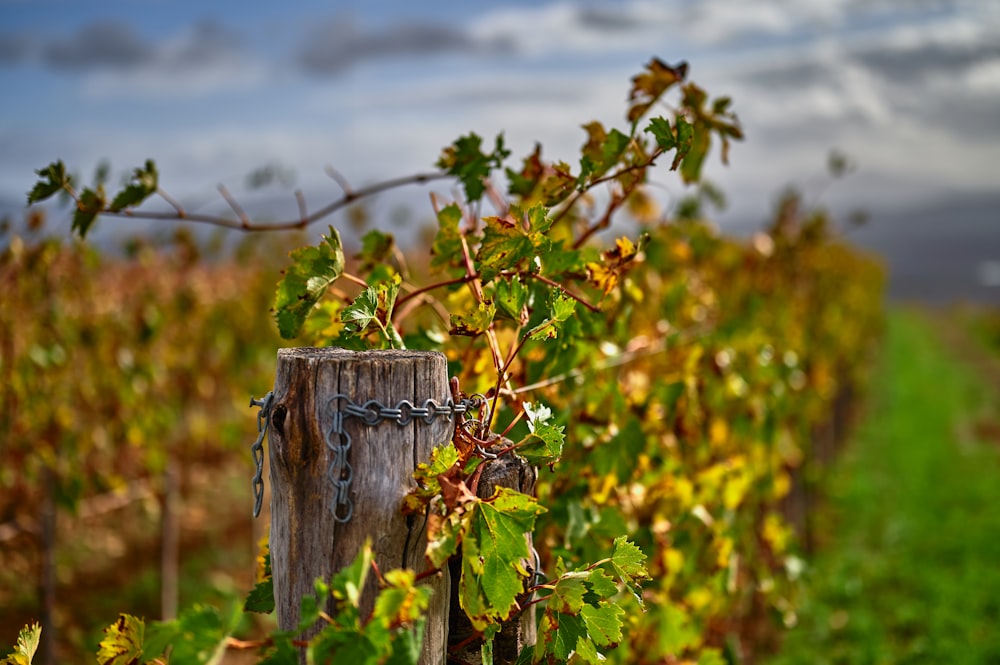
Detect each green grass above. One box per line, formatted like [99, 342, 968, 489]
[767, 310, 1000, 665]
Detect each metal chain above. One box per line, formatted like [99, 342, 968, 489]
[249, 391, 274, 518]
[325, 394, 484, 523]
[249, 390, 485, 522]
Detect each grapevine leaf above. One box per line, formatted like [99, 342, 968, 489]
[274, 226, 345, 339]
[539, 161, 577, 206]
[586, 568, 619, 599]
[244, 575, 275, 614]
[587, 236, 641, 296]
[573, 636, 603, 664]
[144, 605, 236, 665]
[72, 186, 106, 238]
[450, 300, 496, 337]
[580, 604, 625, 647]
[358, 229, 394, 270]
[430, 204, 463, 272]
[680, 122, 711, 184]
[549, 572, 588, 613]
[526, 292, 576, 341]
[436, 133, 509, 201]
[384, 619, 426, 665]
[257, 636, 299, 665]
[627, 58, 688, 124]
[26, 161, 68, 205]
[406, 443, 461, 512]
[477, 216, 536, 282]
[459, 488, 546, 630]
[610, 536, 649, 606]
[341, 274, 402, 348]
[611, 536, 648, 579]
[506, 143, 544, 199]
[426, 508, 468, 569]
[517, 421, 565, 466]
[374, 569, 432, 627]
[480, 623, 500, 665]
[599, 128, 631, 176]
[96, 614, 144, 665]
[109, 160, 158, 212]
[536, 610, 586, 662]
[1, 622, 40, 665]
[493, 276, 528, 322]
[645, 116, 676, 151]
[670, 117, 694, 170]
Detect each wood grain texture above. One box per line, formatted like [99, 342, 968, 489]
[267, 348, 453, 664]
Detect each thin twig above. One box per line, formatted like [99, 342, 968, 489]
[295, 189, 308, 225]
[217, 184, 251, 228]
[156, 188, 186, 217]
[324, 165, 354, 195]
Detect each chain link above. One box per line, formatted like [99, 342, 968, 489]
[324, 394, 484, 523]
[249, 390, 485, 522]
[249, 391, 274, 518]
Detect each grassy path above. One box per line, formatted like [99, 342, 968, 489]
[767, 310, 1000, 664]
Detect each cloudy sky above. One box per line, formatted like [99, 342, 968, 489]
[1, 0, 998, 294]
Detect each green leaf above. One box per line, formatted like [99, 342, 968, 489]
[144, 605, 237, 665]
[408, 443, 461, 510]
[26, 161, 67, 205]
[430, 204, 464, 272]
[1, 623, 40, 665]
[611, 536, 648, 580]
[257, 635, 299, 665]
[645, 116, 676, 151]
[436, 133, 509, 201]
[680, 122, 711, 184]
[549, 572, 588, 613]
[580, 603, 625, 647]
[358, 229, 394, 270]
[341, 275, 404, 348]
[477, 217, 536, 283]
[517, 421, 565, 466]
[670, 117, 695, 171]
[480, 623, 500, 665]
[586, 568, 619, 599]
[72, 186, 106, 238]
[96, 614, 144, 665]
[459, 488, 546, 630]
[579, 124, 629, 181]
[493, 276, 528, 322]
[573, 635, 603, 664]
[244, 575, 275, 614]
[274, 226, 345, 339]
[698, 648, 727, 665]
[610, 536, 648, 607]
[450, 300, 496, 337]
[526, 292, 576, 341]
[536, 610, 586, 662]
[109, 160, 158, 212]
[374, 569, 432, 626]
[329, 542, 374, 612]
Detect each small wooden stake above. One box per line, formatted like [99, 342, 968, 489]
[267, 348, 453, 664]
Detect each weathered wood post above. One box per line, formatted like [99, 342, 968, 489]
[266, 348, 454, 664]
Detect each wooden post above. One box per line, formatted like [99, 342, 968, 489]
[448, 440, 538, 665]
[267, 348, 453, 664]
